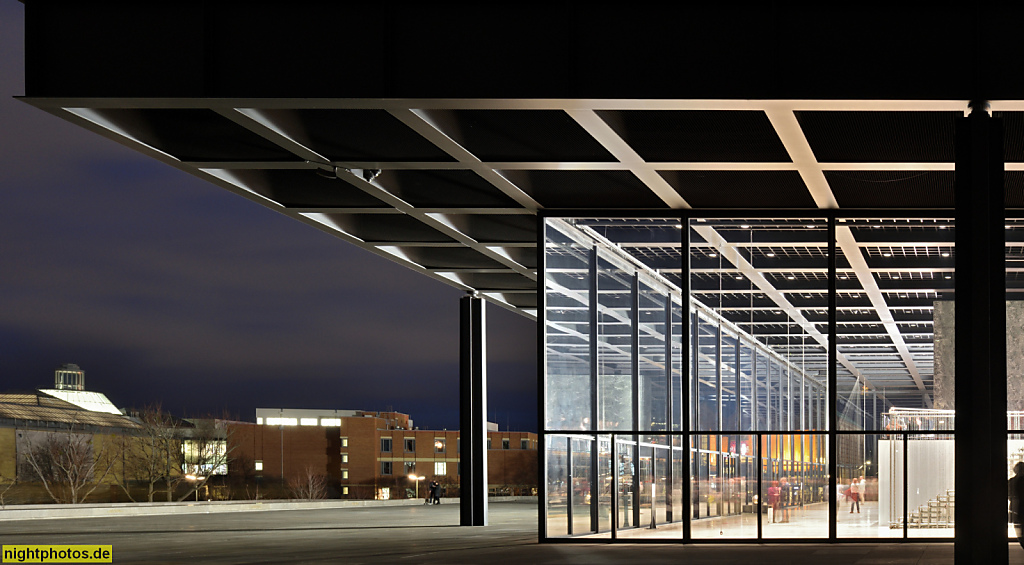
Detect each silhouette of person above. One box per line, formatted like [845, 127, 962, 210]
[1009, 462, 1024, 549]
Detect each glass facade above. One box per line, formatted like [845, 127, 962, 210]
[542, 216, 966, 541]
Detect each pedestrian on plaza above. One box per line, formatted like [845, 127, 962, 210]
[1009, 462, 1024, 549]
[767, 481, 781, 523]
[849, 477, 861, 513]
[429, 480, 441, 505]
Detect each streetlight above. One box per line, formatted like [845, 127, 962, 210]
[185, 474, 205, 501]
[409, 474, 425, 500]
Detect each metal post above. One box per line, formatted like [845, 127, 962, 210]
[716, 325, 723, 432]
[631, 274, 641, 530]
[827, 216, 838, 542]
[665, 293, 674, 523]
[681, 216, 692, 542]
[735, 337, 742, 432]
[567, 439, 574, 536]
[460, 293, 488, 526]
[589, 247, 599, 533]
[954, 101, 1006, 564]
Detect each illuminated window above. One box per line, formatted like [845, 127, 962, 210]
[256, 417, 263, 425]
[404, 461, 416, 474]
[405, 438, 416, 452]
[377, 487, 390, 500]
[321, 418, 341, 427]
[502, 439, 510, 450]
[434, 462, 446, 476]
[381, 462, 392, 475]
[300, 418, 318, 426]
[341, 453, 349, 464]
[342, 486, 349, 496]
[341, 469, 349, 480]
[255, 460, 263, 471]
[434, 439, 445, 453]
[381, 438, 392, 453]
[341, 437, 348, 448]
[265, 417, 297, 426]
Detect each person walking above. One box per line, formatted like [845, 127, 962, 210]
[1009, 462, 1024, 549]
[849, 477, 861, 513]
[429, 480, 441, 505]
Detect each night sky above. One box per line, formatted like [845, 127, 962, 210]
[0, 3, 537, 432]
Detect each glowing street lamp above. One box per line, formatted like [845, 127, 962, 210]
[409, 474, 426, 499]
[185, 474, 205, 501]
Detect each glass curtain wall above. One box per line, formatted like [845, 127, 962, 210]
[835, 218, 954, 540]
[543, 218, 683, 539]
[542, 216, 953, 542]
[691, 219, 828, 540]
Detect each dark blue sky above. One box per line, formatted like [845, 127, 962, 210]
[0, 3, 537, 432]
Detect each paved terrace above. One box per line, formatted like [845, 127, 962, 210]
[1, 500, 1022, 564]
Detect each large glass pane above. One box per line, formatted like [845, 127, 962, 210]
[639, 280, 668, 431]
[836, 218, 954, 540]
[546, 435, 569, 537]
[597, 251, 633, 431]
[615, 437, 638, 534]
[593, 435, 613, 537]
[691, 434, 757, 539]
[761, 433, 828, 539]
[878, 434, 906, 534]
[544, 220, 592, 430]
[570, 436, 594, 535]
[907, 433, 954, 538]
[623, 435, 679, 539]
[838, 434, 898, 538]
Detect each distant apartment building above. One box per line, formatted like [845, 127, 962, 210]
[229, 409, 537, 500]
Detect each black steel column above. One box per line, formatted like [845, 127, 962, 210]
[631, 274, 641, 529]
[665, 293, 674, 523]
[589, 247, 599, 533]
[954, 102, 1006, 564]
[460, 293, 488, 526]
[681, 220, 692, 542]
[735, 337, 742, 431]
[716, 325, 723, 431]
[827, 216, 837, 542]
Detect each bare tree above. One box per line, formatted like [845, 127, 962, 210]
[115, 404, 182, 502]
[289, 467, 328, 500]
[19, 427, 117, 504]
[0, 472, 16, 508]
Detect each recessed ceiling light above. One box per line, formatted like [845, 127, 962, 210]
[873, 225, 882, 229]
[941, 252, 950, 257]
[766, 252, 776, 257]
[696, 218, 706, 223]
[883, 252, 892, 257]
[839, 275, 848, 280]
[945, 275, 952, 279]
[674, 224, 683, 229]
[740, 224, 750, 229]
[787, 275, 796, 280]
[708, 252, 717, 258]
[735, 276, 743, 280]
[805, 225, 815, 229]
[893, 275, 901, 279]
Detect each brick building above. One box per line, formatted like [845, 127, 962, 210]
[229, 409, 536, 500]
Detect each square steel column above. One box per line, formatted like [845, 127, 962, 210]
[460, 293, 488, 526]
[954, 102, 1005, 564]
